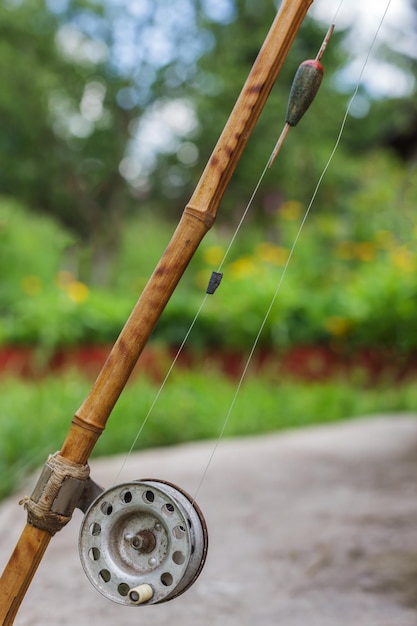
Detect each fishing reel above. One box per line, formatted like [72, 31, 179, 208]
[78, 479, 208, 606]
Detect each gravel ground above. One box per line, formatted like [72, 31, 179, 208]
[1, 414, 417, 625]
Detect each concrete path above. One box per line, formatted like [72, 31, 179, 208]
[1, 415, 417, 625]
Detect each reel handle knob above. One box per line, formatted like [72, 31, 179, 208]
[128, 584, 154, 605]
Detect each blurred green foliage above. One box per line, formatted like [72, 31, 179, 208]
[1, 1, 417, 501]
[2, 143, 417, 357]
[2, 0, 416, 284]
[1, 368, 417, 499]
[160, 150, 417, 354]
[0, 1, 416, 357]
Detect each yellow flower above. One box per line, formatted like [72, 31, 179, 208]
[255, 242, 288, 266]
[229, 255, 258, 279]
[65, 281, 89, 303]
[280, 200, 302, 221]
[374, 230, 393, 249]
[354, 242, 375, 262]
[203, 245, 225, 267]
[335, 241, 356, 260]
[335, 241, 375, 262]
[390, 246, 414, 273]
[324, 316, 351, 337]
[21, 275, 42, 295]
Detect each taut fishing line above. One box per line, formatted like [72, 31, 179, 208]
[113, 158, 271, 484]
[114, 0, 392, 489]
[113, 295, 209, 484]
[191, 0, 393, 501]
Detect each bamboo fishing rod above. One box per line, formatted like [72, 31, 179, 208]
[0, 0, 314, 622]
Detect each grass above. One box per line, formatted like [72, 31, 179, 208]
[0, 367, 416, 500]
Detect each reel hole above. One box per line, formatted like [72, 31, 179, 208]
[143, 490, 155, 503]
[172, 525, 186, 540]
[88, 547, 100, 562]
[160, 572, 174, 587]
[172, 551, 185, 565]
[100, 501, 113, 516]
[99, 569, 111, 583]
[162, 503, 175, 516]
[121, 490, 133, 504]
[89, 522, 101, 536]
[117, 583, 130, 597]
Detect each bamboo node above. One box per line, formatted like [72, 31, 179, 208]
[19, 452, 90, 536]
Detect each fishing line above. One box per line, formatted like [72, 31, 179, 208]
[113, 160, 271, 484]
[217, 159, 273, 273]
[113, 119, 278, 485]
[111, 1, 342, 482]
[113, 294, 209, 484]
[324, 0, 344, 29]
[114, 0, 392, 486]
[191, 0, 393, 501]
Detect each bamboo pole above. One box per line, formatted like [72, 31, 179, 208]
[0, 0, 314, 621]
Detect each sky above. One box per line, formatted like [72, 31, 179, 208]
[311, 0, 414, 46]
[121, 0, 417, 186]
[310, 0, 416, 97]
[49, 0, 416, 183]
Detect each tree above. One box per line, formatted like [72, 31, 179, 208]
[148, 0, 360, 228]
[376, 1, 417, 161]
[2, 0, 414, 284]
[0, 1, 127, 282]
[0, 0, 211, 283]
[148, 0, 417, 234]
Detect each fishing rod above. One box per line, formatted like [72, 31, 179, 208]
[0, 0, 317, 622]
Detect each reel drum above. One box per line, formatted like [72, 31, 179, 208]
[79, 479, 208, 605]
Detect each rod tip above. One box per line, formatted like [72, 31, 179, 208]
[316, 24, 335, 62]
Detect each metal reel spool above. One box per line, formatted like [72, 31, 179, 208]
[79, 479, 208, 606]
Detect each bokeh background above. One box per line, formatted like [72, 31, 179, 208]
[1, 0, 417, 498]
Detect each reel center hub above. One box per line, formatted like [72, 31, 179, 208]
[125, 529, 157, 554]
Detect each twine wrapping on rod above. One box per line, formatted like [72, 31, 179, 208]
[19, 453, 90, 536]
